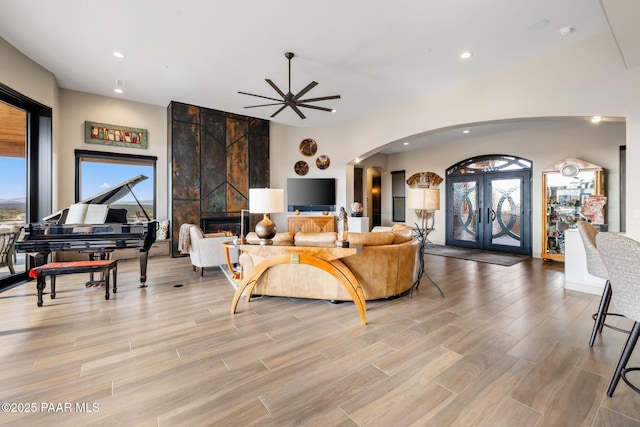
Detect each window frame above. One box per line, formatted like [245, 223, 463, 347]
[74, 149, 158, 220]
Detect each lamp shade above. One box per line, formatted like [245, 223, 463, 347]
[249, 188, 284, 213]
[406, 187, 440, 210]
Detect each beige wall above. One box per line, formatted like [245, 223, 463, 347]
[57, 90, 168, 219]
[389, 120, 624, 255]
[269, 32, 640, 246]
[3, 30, 640, 251]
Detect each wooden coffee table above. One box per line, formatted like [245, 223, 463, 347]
[226, 242, 367, 325]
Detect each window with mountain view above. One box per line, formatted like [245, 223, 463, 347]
[75, 150, 157, 221]
[0, 101, 27, 279]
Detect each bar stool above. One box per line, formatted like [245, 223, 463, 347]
[576, 221, 627, 346]
[596, 232, 640, 397]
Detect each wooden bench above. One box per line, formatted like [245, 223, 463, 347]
[29, 260, 118, 307]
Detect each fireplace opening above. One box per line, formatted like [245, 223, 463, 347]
[201, 216, 247, 237]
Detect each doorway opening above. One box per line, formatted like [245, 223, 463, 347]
[445, 154, 532, 255]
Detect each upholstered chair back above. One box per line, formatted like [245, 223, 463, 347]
[596, 232, 640, 322]
[576, 220, 608, 279]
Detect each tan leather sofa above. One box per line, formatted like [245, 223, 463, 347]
[239, 224, 419, 301]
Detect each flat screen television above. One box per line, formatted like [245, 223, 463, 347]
[287, 178, 336, 212]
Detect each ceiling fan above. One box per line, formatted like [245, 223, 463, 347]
[239, 52, 341, 119]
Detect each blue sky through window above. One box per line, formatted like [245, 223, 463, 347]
[0, 157, 26, 199]
[81, 162, 154, 202]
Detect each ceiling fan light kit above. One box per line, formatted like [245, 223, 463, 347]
[239, 52, 340, 119]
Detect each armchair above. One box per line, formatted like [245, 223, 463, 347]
[184, 225, 238, 276]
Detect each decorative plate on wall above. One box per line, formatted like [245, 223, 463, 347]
[294, 160, 309, 176]
[299, 138, 318, 157]
[316, 155, 330, 170]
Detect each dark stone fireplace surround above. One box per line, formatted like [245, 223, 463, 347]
[168, 101, 269, 257]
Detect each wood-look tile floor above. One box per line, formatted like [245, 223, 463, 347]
[1, 254, 640, 426]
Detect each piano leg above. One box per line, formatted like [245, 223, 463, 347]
[139, 249, 149, 287]
[36, 275, 45, 307]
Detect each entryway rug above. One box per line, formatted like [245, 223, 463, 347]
[423, 244, 531, 266]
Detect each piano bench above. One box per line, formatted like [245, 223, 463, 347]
[29, 260, 118, 307]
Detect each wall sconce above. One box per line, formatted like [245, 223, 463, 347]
[249, 188, 284, 245]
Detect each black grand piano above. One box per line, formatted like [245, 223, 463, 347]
[15, 175, 157, 286]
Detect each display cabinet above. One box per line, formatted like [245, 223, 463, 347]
[541, 158, 605, 261]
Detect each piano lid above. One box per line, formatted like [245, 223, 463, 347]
[79, 174, 148, 205]
[42, 175, 149, 222]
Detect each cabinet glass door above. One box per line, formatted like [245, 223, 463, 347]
[542, 164, 603, 261]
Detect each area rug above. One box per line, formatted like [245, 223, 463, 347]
[423, 244, 531, 266]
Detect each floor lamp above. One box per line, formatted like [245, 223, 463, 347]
[406, 187, 445, 298]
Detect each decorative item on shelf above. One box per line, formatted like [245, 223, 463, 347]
[582, 195, 607, 225]
[316, 154, 330, 170]
[299, 138, 317, 156]
[249, 188, 284, 245]
[350, 201, 363, 217]
[294, 160, 309, 176]
[322, 210, 329, 216]
[336, 207, 349, 248]
[406, 186, 444, 298]
[294, 209, 300, 215]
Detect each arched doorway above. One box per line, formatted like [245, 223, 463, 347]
[445, 154, 532, 255]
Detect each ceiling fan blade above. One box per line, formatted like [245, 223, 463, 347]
[290, 104, 307, 119]
[298, 104, 334, 112]
[238, 91, 282, 102]
[297, 94, 341, 103]
[266, 79, 287, 99]
[270, 104, 288, 118]
[243, 102, 285, 109]
[292, 81, 318, 101]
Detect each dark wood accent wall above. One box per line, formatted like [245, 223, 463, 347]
[168, 101, 269, 256]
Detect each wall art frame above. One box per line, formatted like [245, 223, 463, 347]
[84, 121, 148, 149]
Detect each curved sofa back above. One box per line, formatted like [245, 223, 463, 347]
[239, 235, 419, 301]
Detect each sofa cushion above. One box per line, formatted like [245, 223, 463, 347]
[294, 232, 337, 247]
[391, 224, 414, 244]
[348, 231, 395, 246]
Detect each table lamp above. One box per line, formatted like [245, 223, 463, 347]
[249, 188, 284, 245]
[406, 186, 444, 298]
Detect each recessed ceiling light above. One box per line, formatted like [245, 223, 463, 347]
[460, 51, 473, 60]
[462, 129, 470, 134]
[591, 115, 602, 123]
[403, 142, 409, 146]
[559, 26, 574, 36]
[114, 88, 123, 94]
[113, 51, 125, 59]
[331, 109, 336, 113]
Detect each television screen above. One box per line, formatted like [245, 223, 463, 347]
[287, 178, 336, 212]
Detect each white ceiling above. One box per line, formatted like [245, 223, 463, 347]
[0, 1, 636, 138]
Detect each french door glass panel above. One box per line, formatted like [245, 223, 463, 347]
[489, 177, 522, 247]
[452, 180, 479, 243]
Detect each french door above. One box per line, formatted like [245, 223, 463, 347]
[445, 156, 532, 255]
